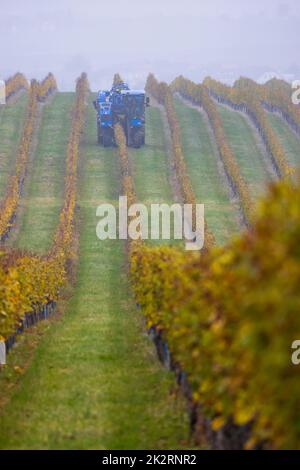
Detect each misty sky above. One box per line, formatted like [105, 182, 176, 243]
[0, 0, 299, 90]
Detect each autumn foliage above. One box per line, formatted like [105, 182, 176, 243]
[2, 71, 299, 449]
[146, 74, 215, 247]
[113, 73, 124, 86]
[228, 76, 300, 135]
[130, 172, 300, 449]
[114, 95, 300, 448]
[0, 74, 57, 241]
[171, 75, 254, 224]
[261, 78, 300, 134]
[37, 73, 57, 101]
[116, 76, 300, 448]
[0, 73, 88, 341]
[5, 73, 29, 100]
[203, 76, 291, 178]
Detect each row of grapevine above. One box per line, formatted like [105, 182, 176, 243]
[114, 123, 136, 208]
[0, 73, 88, 343]
[99, 78, 300, 449]
[4, 73, 29, 101]
[146, 74, 215, 247]
[130, 167, 300, 449]
[37, 73, 57, 102]
[263, 79, 300, 134]
[0, 74, 57, 241]
[113, 73, 124, 85]
[171, 76, 253, 224]
[114, 96, 300, 448]
[114, 112, 245, 447]
[203, 77, 291, 178]
[233, 76, 300, 136]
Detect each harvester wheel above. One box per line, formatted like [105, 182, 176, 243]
[133, 130, 144, 148]
[97, 125, 102, 144]
[103, 134, 112, 147]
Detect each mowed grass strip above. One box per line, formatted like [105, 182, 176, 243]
[130, 107, 173, 204]
[0, 95, 190, 450]
[0, 93, 28, 197]
[129, 106, 181, 246]
[217, 103, 275, 198]
[15, 93, 74, 252]
[174, 97, 240, 245]
[265, 112, 300, 168]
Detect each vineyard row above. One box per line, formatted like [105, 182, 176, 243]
[0, 74, 88, 346]
[202, 77, 291, 178]
[115, 76, 300, 449]
[4, 73, 29, 101]
[171, 75, 254, 224]
[146, 74, 215, 247]
[0, 74, 57, 241]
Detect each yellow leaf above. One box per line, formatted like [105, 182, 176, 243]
[211, 416, 225, 431]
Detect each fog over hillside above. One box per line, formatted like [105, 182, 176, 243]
[1, 0, 299, 90]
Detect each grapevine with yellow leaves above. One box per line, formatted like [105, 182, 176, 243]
[114, 93, 299, 449]
[130, 172, 300, 449]
[171, 75, 254, 224]
[146, 74, 215, 247]
[0, 73, 88, 341]
[5, 73, 29, 101]
[0, 74, 57, 240]
[203, 76, 291, 178]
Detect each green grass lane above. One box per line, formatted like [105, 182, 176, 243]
[266, 112, 300, 168]
[174, 97, 240, 245]
[217, 103, 275, 199]
[130, 107, 173, 204]
[0, 93, 28, 198]
[15, 93, 74, 252]
[129, 106, 182, 246]
[0, 94, 190, 449]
